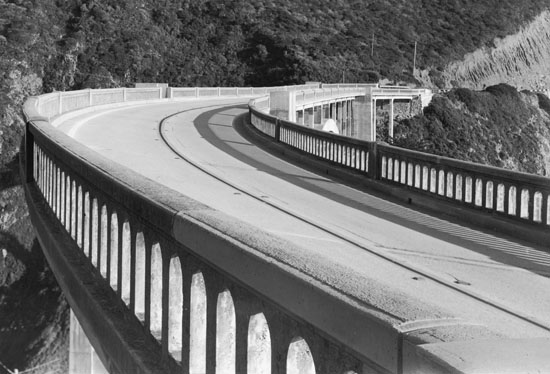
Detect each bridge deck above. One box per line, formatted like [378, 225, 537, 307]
[56, 98, 550, 341]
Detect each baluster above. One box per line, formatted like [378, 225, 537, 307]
[492, 181, 499, 211]
[528, 188, 535, 221]
[481, 178, 487, 208]
[542, 192, 549, 225]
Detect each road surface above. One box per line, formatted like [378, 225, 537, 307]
[55, 98, 550, 340]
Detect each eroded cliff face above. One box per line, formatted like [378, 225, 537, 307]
[416, 11, 550, 91]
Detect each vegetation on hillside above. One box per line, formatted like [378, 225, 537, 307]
[392, 84, 550, 176]
[3, 0, 550, 92]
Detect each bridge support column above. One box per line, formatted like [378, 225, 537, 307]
[313, 105, 321, 128]
[389, 98, 394, 139]
[335, 102, 341, 131]
[307, 107, 314, 128]
[269, 92, 296, 122]
[352, 95, 371, 141]
[372, 98, 377, 141]
[342, 101, 348, 135]
[69, 310, 108, 374]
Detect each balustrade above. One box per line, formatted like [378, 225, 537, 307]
[378, 144, 550, 226]
[249, 98, 550, 231]
[23, 87, 378, 374]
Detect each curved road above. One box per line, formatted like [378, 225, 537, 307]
[56, 98, 550, 340]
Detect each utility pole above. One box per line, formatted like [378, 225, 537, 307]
[413, 41, 417, 75]
[371, 33, 375, 71]
[371, 33, 375, 57]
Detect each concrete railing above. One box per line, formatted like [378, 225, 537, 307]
[378, 145, 550, 225]
[321, 83, 379, 89]
[249, 96, 550, 243]
[372, 87, 431, 96]
[35, 87, 165, 119]
[22, 85, 550, 374]
[22, 86, 431, 374]
[167, 84, 320, 99]
[294, 87, 367, 108]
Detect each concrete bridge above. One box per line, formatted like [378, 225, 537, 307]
[21, 84, 550, 374]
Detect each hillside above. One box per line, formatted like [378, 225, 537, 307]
[1, 0, 550, 372]
[417, 10, 550, 90]
[392, 84, 550, 176]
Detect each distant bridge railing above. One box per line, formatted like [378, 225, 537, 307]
[294, 87, 367, 108]
[22, 86, 442, 374]
[249, 95, 550, 241]
[167, 84, 319, 99]
[372, 87, 431, 96]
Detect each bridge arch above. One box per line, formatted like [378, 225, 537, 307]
[121, 220, 131, 305]
[216, 289, 236, 374]
[135, 231, 146, 320]
[99, 204, 108, 277]
[150, 243, 163, 339]
[287, 337, 315, 374]
[168, 255, 183, 360]
[190, 271, 207, 373]
[247, 312, 271, 374]
[109, 211, 119, 291]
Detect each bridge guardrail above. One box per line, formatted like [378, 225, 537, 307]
[294, 87, 367, 108]
[249, 97, 550, 233]
[23, 86, 423, 374]
[168, 84, 320, 99]
[23, 85, 550, 374]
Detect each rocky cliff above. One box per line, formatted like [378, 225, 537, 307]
[417, 11, 550, 91]
[393, 84, 550, 176]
